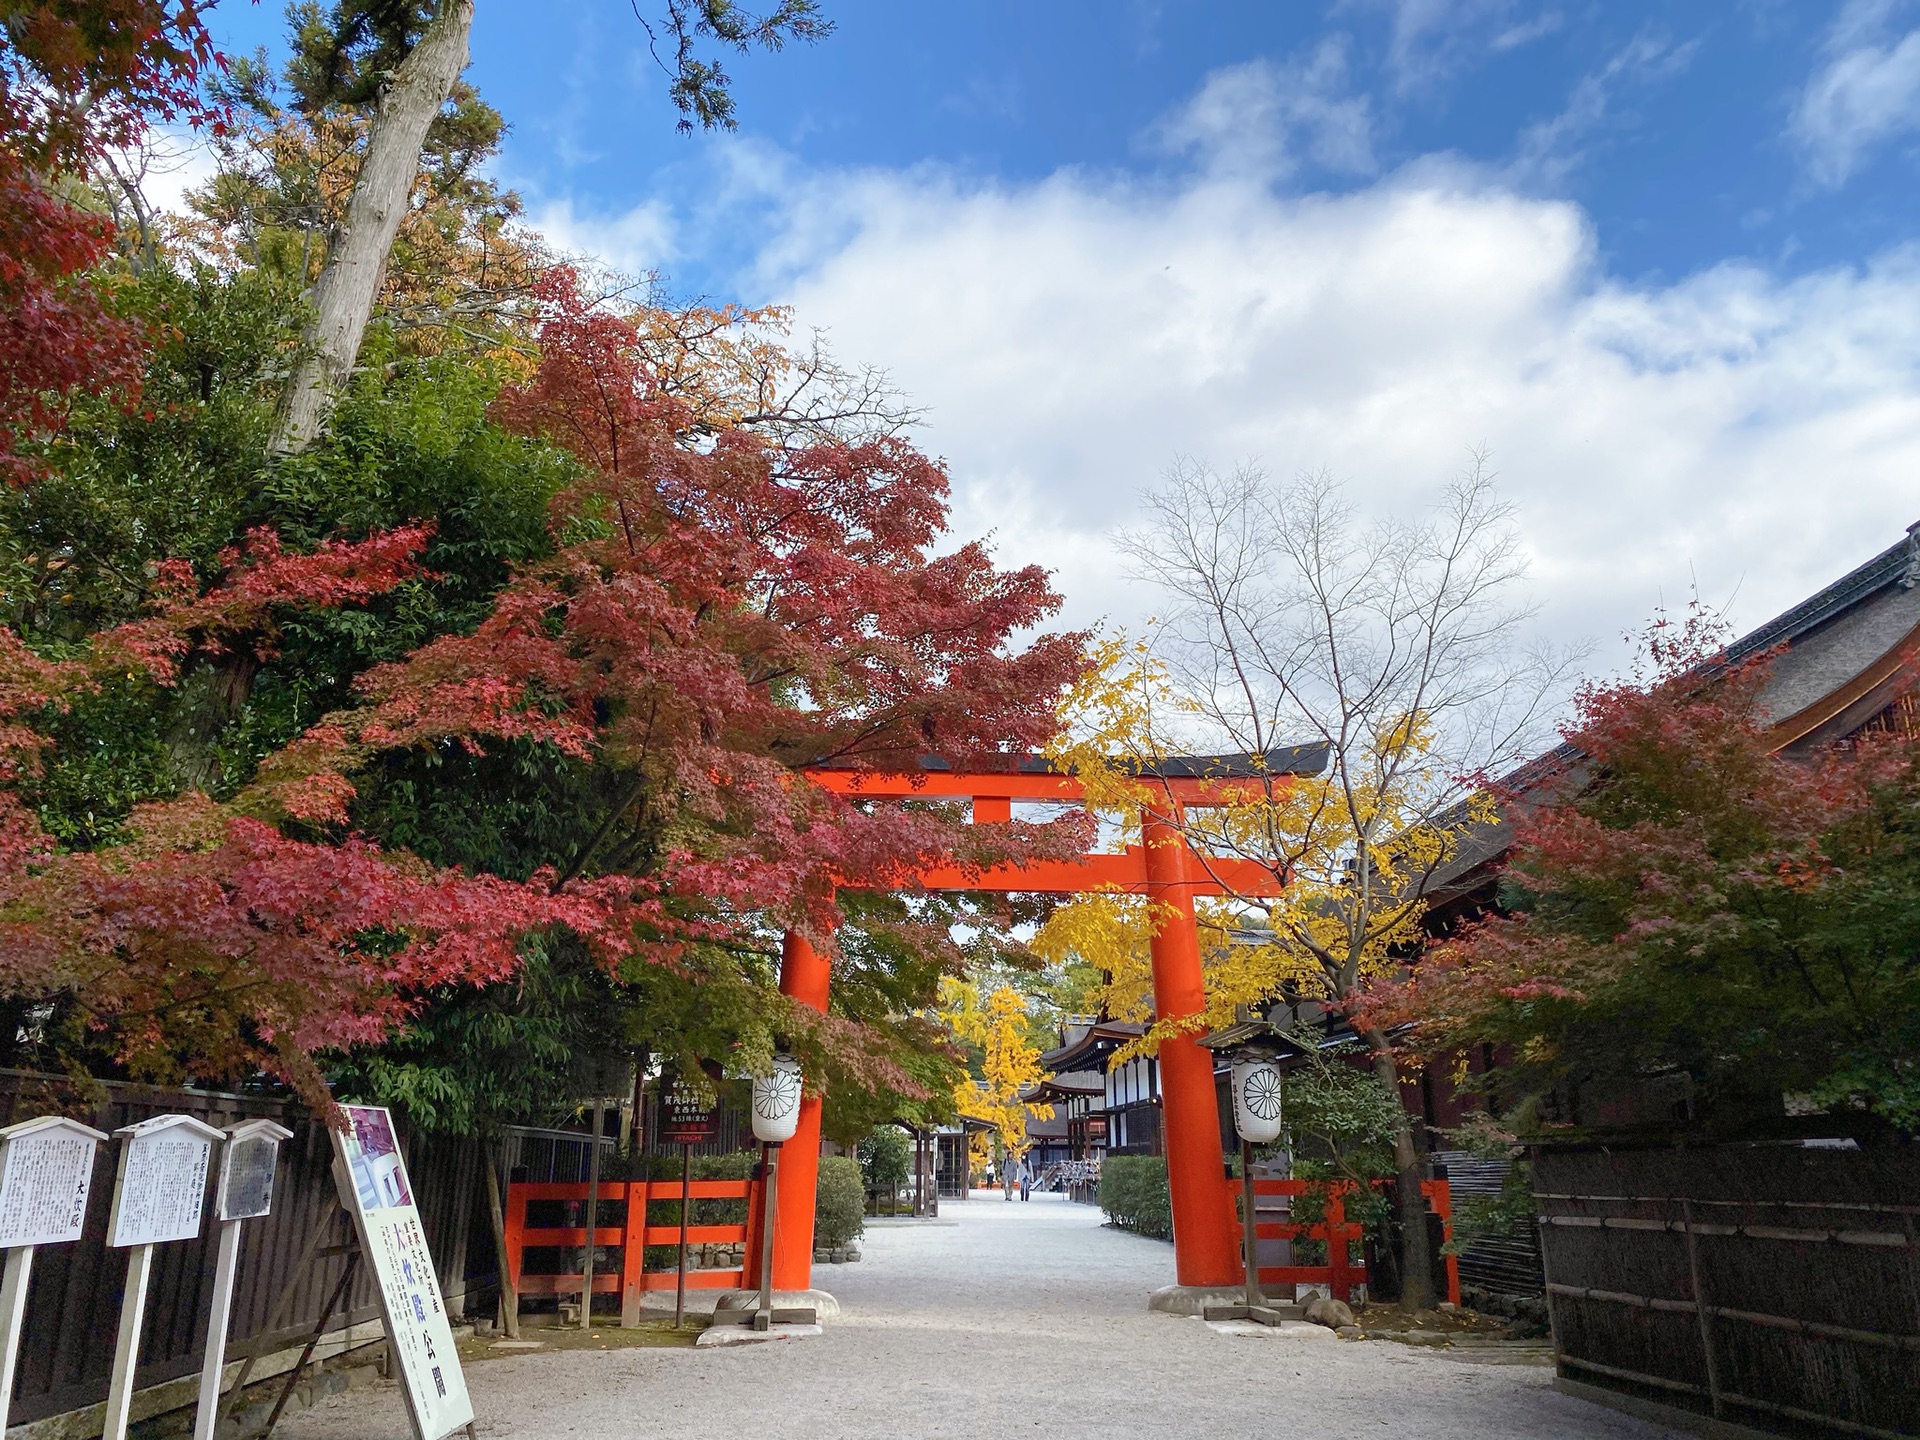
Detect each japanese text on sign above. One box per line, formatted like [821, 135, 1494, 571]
[110, 1136, 212, 1247]
[331, 1105, 472, 1440]
[0, 1130, 97, 1248]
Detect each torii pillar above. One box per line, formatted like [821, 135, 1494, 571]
[770, 759, 1294, 1299]
[1142, 805, 1242, 1287]
[756, 927, 831, 1293]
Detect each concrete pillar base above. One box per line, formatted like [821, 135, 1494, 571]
[714, 1288, 841, 1319]
[1148, 1284, 1301, 1317]
[694, 1322, 823, 1347]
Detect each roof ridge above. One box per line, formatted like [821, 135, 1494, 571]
[1725, 521, 1920, 662]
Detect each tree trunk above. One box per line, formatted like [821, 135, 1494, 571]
[482, 1136, 520, 1339]
[1365, 1032, 1436, 1312]
[270, 0, 475, 456]
[164, 650, 262, 794]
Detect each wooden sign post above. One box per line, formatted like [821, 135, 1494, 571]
[193, 1118, 293, 1440]
[655, 1071, 721, 1328]
[104, 1115, 223, 1440]
[0, 1115, 108, 1436]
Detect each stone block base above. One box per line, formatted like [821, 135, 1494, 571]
[715, 1288, 841, 1319]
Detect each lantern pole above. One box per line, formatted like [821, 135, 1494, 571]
[579, 1104, 602, 1331]
[709, 1054, 815, 1331]
[755, 1141, 776, 1329]
[1202, 1044, 1292, 1327]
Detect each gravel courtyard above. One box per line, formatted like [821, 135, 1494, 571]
[279, 1195, 1678, 1440]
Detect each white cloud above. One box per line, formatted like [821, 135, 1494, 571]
[1510, 31, 1697, 187]
[124, 128, 220, 218]
[530, 71, 1920, 669]
[1154, 41, 1375, 180]
[528, 194, 677, 276]
[1791, 0, 1920, 187]
[1356, 0, 1527, 92]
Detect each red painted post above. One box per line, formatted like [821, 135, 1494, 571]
[1328, 1190, 1351, 1301]
[769, 924, 832, 1291]
[504, 1181, 528, 1295]
[620, 1181, 648, 1326]
[1140, 806, 1241, 1287]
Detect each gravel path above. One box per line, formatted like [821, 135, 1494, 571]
[278, 1194, 1679, 1440]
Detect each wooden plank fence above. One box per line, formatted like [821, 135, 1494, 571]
[1534, 1142, 1920, 1440]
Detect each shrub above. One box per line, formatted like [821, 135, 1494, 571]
[815, 1155, 866, 1248]
[858, 1125, 913, 1194]
[1099, 1155, 1172, 1239]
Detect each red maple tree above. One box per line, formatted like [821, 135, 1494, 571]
[1372, 611, 1920, 1129]
[0, 269, 1091, 1106]
[1, 0, 222, 481]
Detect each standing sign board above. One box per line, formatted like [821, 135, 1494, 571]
[0, 1116, 108, 1436]
[655, 1071, 721, 1327]
[329, 1105, 474, 1440]
[194, 1119, 293, 1440]
[104, 1115, 223, 1440]
[0, 1115, 103, 1248]
[108, 1115, 218, 1246]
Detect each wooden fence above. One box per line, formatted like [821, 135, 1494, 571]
[1534, 1142, 1920, 1440]
[0, 1070, 484, 1430]
[1248, 1177, 1459, 1304]
[504, 1176, 756, 1327]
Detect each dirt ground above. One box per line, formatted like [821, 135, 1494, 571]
[278, 1195, 1683, 1440]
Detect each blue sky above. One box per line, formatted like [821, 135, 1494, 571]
[196, 1, 1920, 654]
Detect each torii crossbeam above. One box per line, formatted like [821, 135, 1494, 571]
[746, 745, 1326, 1297]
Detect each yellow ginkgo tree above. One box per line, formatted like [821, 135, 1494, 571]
[939, 979, 1054, 1193]
[1035, 460, 1578, 1308]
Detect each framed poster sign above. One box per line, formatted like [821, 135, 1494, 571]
[0, 1115, 107, 1248]
[329, 1105, 474, 1440]
[0, 1116, 107, 1439]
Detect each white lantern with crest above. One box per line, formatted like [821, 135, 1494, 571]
[1229, 1059, 1286, 1144]
[750, 1055, 803, 1144]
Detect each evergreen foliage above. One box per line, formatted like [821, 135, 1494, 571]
[1098, 1155, 1171, 1239]
[813, 1154, 865, 1248]
[857, 1125, 912, 1195]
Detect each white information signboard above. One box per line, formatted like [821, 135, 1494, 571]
[0, 1116, 108, 1439]
[108, 1115, 217, 1247]
[195, 1119, 292, 1440]
[215, 1119, 287, 1223]
[0, 1115, 104, 1248]
[330, 1105, 474, 1440]
[103, 1114, 224, 1440]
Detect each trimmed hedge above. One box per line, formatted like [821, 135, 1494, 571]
[1099, 1155, 1172, 1239]
[815, 1155, 866, 1248]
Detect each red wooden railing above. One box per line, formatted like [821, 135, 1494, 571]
[1245, 1178, 1459, 1305]
[503, 1174, 1458, 1321]
[504, 1177, 757, 1325]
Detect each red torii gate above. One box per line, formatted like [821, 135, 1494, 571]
[747, 748, 1324, 1295]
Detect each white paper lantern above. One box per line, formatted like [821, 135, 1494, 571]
[750, 1055, 804, 1143]
[1230, 1059, 1285, 1144]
